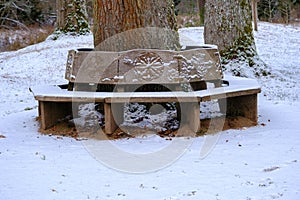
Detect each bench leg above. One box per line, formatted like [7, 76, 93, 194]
[226, 94, 258, 122]
[104, 103, 124, 134]
[218, 98, 227, 114]
[39, 101, 72, 130]
[181, 102, 201, 133]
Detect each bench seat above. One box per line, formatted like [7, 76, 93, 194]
[30, 75, 261, 134]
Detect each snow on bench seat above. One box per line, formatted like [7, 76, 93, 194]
[31, 76, 260, 103]
[30, 75, 261, 134]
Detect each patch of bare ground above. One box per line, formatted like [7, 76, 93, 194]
[39, 116, 257, 140]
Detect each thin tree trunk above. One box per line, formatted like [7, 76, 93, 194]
[56, 0, 65, 29]
[252, 0, 259, 31]
[55, 0, 89, 34]
[198, 0, 205, 26]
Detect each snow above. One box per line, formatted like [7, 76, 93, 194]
[254, 23, 300, 102]
[0, 22, 300, 200]
[31, 75, 260, 99]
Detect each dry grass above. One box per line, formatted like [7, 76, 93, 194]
[0, 25, 55, 52]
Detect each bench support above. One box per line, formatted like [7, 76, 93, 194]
[36, 94, 258, 134]
[180, 102, 201, 133]
[226, 94, 258, 122]
[104, 102, 201, 134]
[39, 102, 72, 130]
[31, 76, 261, 135]
[104, 103, 124, 134]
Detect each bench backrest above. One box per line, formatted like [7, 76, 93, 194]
[65, 46, 223, 86]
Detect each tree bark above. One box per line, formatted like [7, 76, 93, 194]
[204, 0, 269, 77]
[56, 0, 90, 34]
[56, 0, 65, 30]
[204, 0, 254, 52]
[252, 0, 259, 31]
[93, 0, 180, 51]
[198, 0, 205, 26]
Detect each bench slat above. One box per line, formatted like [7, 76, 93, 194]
[30, 76, 260, 103]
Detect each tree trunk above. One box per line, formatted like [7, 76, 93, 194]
[204, 0, 269, 77]
[252, 0, 259, 31]
[55, 0, 90, 35]
[198, 0, 205, 26]
[56, 0, 65, 30]
[93, 0, 180, 51]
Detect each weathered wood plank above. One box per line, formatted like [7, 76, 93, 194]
[104, 103, 124, 134]
[180, 102, 201, 133]
[226, 94, 258, 122]
[30, 78, 261, 104]
[68, 51, 119, 84]
[176, 48, 223, 82]
[118, 49, 179, 84]
[201, 88, 261, 102]
[64, 46, 222, 86]
[39, 101, 72, 129]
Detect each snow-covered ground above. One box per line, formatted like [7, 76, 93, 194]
[0, 22, 300, 200]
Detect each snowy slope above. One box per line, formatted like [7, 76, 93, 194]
[0, 22, 300, 200]
[254, 23, 300, 102]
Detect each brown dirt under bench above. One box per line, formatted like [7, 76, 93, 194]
[39, 116, 257, 140]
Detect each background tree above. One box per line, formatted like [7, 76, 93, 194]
[55, 0, 90, 36]
[258, 0, 300, 23]
[174, 0, 182, 15]
[252, 0, 259, 31]
[198, 0, 205, 25]
[0, 0, 43, 29]
[93, 0, 180, 51]
[204, 0, 270, 77]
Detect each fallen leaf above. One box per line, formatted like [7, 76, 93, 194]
[263, 166, 280, 172]
[51, 189, 58, 193]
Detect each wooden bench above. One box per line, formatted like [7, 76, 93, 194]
[30, 46, 261, 134]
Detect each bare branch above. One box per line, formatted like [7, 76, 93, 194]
[0, 17, 29, 30]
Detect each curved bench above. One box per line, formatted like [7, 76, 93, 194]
[30, 46, 261, 134]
